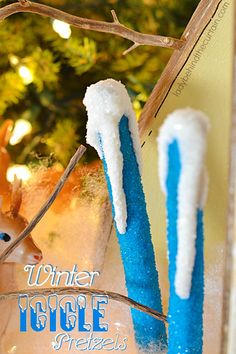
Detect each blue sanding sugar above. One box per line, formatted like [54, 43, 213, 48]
[166, 140, 204, 354]
[101, 116, 166, 348]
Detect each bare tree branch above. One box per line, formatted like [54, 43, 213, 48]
[18, 0, 31, 7]
[0, 145, 86, 264]
[0, 1, 184, 51]
[0, 286, 167, 323]
[111, 9, 120, 24]
[123, 43, 140, 56]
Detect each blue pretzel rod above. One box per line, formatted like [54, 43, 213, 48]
[166, 140, 204, 354]
[101, 116, 166, 350]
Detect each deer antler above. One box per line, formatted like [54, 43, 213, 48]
[10, 176, 22, 218]
[0, 120, 13, 148]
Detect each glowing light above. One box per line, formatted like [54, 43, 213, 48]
[10, 119, 32, 145]
[7, 165, 32, 183]
[52, 19, 71, 39]
[18, 65, 33, 85]
[9, 55, 19, 66]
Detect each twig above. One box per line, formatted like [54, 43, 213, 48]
[0, 2, 184, 51]
[0, 286, 167, 323]
[0, 145, 86, 263]
[123, 42, 140, 55]
[111, 9, 120, 24]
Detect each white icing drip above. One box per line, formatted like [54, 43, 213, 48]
[157, 108, 209, 299]
[83, 79, 142, 234]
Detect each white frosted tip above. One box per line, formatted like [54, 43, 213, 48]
[83, 79, 142, 234]
[157, 107, 209, 299]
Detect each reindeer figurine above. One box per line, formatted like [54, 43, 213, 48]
[0, 176, 42, 347]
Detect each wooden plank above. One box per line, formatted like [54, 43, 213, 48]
[139, 0, 222, 137]
[221, 3, 236, 352]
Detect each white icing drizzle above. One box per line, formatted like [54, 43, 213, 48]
[83, 79, 142, 234]
[157, 108, 209, 299]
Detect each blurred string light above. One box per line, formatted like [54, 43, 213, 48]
[10, 119, 32, 146]
[52, 19, 71, 39]
[7, 165, 32, 183]
[8, 54, 19, 66]
[8, 56, 33, 85]
[18, 65, 33, 85]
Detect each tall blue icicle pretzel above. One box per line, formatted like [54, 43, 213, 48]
[83, 79, 166, 351]
[158, 108, 209, 354]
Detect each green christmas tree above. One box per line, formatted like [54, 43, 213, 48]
[0, 0, 199, 167]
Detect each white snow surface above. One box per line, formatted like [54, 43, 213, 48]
[83, 79, 142, 234]
[157, 108, 209, 299]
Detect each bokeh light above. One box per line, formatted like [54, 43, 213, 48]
[10, 119, 32, 145]
[18, 65, 33, 85]
[7, 165, 32, 183]
[52, 19, 71, 39]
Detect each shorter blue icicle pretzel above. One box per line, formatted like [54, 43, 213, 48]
[100, 116, 166, 351]
[166, 140, 204, 354]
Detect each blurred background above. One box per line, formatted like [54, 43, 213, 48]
[0, 0, 199, 175]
